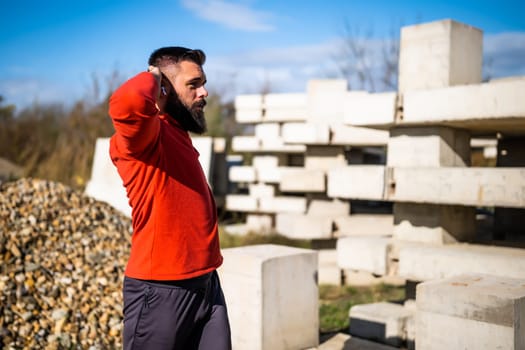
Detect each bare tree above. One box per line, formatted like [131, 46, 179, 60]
[334, 19, 400, 92]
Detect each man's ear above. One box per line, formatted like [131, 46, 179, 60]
[160, 72, 174, 96]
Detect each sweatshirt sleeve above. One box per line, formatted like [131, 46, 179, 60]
[109, 72, 160, 155]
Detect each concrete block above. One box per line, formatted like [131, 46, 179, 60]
[416, 274, 525, 350]
[343, 91, 398, 126]
[231, 136, 261, 152]
[275, 213, 333, 239]
[327, 166, 386, 200]
[263, 93, 307, 122]
[318, 249, 342, 285]
[307, 80, 347, 124]
[259, 196, 307, 214]
[330, 124, 389, 146]
[255, 122, 281, 139]
[416, 310, 515, 350]
[248, 183, 275, 198]
[225, 194, 258, 212]
[280, 169, 326, 193]
[335, 214, 393, 237]
[308, 199, 350, 217]
[229, 165, 257, 183]
[281, 123, 331, 144]
[403, 80, 525, 128]
[389, 167, 525, 208]
[85, 138, 131, 217]
[235, 94, 263, 123]
[398, 19, 482, 92]
[260, 138, 307, 153]
[304, 146, 347, 171]
[236, 109, 263, 123]
[246, 214, 274, 233]
[337, 236, 391, 275]
[349, 302, 414, 347]
[258, 166, 298, 184]
[393, 203, 476, 244]
[398, 243, 525, 281]
[387, 126, 470, 167]
[218, 244, 318, 350]
[191, 136, 214, 183]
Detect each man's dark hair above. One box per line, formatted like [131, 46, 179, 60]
[148, 47, 206, 67]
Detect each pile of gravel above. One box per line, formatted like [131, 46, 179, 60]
[0, 178, 132, 349]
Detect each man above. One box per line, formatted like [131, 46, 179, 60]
[108, 47, 231, 350]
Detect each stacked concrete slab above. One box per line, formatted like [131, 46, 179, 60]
[226, 18, 525, 348]
[339, 19, 525, 349]
[227, 80, 393, 241]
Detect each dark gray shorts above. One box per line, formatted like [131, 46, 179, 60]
[123, 271, 232, 350]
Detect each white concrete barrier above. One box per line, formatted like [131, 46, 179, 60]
[307, 80, 347, 124]
[235, 94, 263, 123]
[398, 243, 525, 281]
[387, 126, 470, 167]
[258, 196, 307, 214]
[337, 236, 392, 276]
[403, 79, 525, 123]
[389, 167, 525, 208]
[343, 91, 397, 126]
[280, 169, 326, 193]
[225, 194, 258, 212]
[327, 166, 386, 200]
[218, 244, 318, 350]
[231, 136, 261, 152]
[416, 274, 525, 350]
[335, 214, 393, 237]
[264, 93, 307, 122]
[304, 146, 347, 171]
[85, 138, 131, 217]
[281, 123, 331, 144]
[229, 165, 257, 183]
[349, 302, 414, 347]
[275, 213, 333, 239]
[330, 124, 389, 146]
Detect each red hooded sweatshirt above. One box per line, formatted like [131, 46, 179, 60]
[108, 71, 222, 280]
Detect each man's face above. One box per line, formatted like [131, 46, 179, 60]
[163, 60, 208, 134]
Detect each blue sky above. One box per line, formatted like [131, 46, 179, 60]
[1, 0, 524, 109]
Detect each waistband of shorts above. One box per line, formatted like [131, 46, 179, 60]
[125, 271, 214, 290]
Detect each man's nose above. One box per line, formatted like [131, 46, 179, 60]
[197, 86, 208, 98]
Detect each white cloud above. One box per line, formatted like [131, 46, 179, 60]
[180, 0, 275, 32]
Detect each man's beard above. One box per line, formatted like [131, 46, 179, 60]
[165, 91, 207, 134]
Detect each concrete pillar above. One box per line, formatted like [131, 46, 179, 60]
[398, 19, 482, 93]
[304, 145, 347, 171]
[393, 203, 476, 244]
[387, 126, 470, 167]
[387, 126, 475, 243]
[218, 244, 318, 350]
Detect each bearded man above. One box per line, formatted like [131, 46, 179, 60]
[108, 47, 231, 350]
